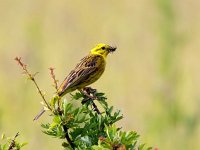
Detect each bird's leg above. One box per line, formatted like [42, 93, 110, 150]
[79, 89, 93, 105]
[80, 87, 101, 114]
[79, 87, 96, 100]
[83, 87, 96, 93]
[83, 87, 98, 99]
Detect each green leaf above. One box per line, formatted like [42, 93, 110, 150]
[1, 134, 5, 140]
[95, 93, 105, 97]
[53, 115, 61, 124]
[80, 136, 92, 145]
[146, 146, 153, 150]
[20, 142, 28, 148]
[92, 145, 110, 150]
[63, 101, 73, 116]
[41, 123, 50, 129]
[73, 108, 80, 116]
[71, 92, 83, 100]
[98, 100, 108, 110]
[50, 96, 59, 107]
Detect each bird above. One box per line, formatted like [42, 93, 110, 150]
[57, 43, 116, 97]
[34, 43, 116, 120]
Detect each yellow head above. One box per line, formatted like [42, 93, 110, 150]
[90, 44, 117, 59]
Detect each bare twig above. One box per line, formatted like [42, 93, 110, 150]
[49, 67, 62, 113]
[33, 109, 46, 121]
[49, 67, 59, 91]
[15, 57, 52, 111]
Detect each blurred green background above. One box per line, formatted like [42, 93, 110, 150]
[0, 0, 200, 149]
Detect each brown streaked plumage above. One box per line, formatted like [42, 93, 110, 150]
[33, 43, 116, 121]
[57, 43, 116, 97]
[57, 54, 105, 96]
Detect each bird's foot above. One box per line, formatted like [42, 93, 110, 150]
[80, 87, 97, 100]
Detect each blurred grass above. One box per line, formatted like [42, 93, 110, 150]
[0, 0, 200, 149]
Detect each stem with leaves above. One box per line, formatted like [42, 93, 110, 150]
[15, 57, 154, 150]
[0, 132, 27, 150]
[8, 132, 20, 150]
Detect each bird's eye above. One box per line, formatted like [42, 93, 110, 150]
[102, 47, 105, 50]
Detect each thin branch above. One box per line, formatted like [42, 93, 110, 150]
[33, 109, 46, 121]
[49, 67, 59, 91]
[32, 78, 51, 110]
[63, 125, 75, 149]
[92, 101, 101, 114]
[49, 67, 63, 113]
[15, 57, 52, 111]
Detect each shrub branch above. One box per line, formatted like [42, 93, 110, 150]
[49, 67, 59, 91]
[15, 56, 153, 150]
[15, 57, 51, 111]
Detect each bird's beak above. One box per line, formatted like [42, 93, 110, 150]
[108, 46, 117, 53]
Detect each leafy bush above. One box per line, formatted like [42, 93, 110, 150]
[15, 57, 153, 149]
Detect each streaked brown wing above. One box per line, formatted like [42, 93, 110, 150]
[58, 54, 103, 96]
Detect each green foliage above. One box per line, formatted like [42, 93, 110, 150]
[0, 133, 27, 150]
[41, 91, 152, 149]
[92, 125, 152, 150]
[15, 57, 153, 149]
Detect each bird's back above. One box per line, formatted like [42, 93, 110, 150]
[57, 54, 106, 97]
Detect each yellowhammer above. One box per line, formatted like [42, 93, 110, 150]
[57, 43, 116, 97]
[34, 43, 116, 120]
